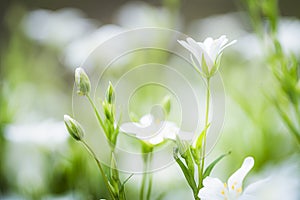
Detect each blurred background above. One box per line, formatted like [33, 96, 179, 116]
[0, 0, 300, 199]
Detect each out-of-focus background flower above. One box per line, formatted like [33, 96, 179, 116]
[0, 0, 299, 199]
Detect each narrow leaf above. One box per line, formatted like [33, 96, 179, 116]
[203, 151, 231, 179]
[174, 155, 197, 194]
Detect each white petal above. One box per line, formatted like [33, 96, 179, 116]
[140, 114, 154, 126]
[219, 39, 237, 53]
[147, 135, 164, 145]
[227, 157, 254, 192]
[188, 38, 213, 70]
[208, 36, 228, 61]
[203, 37, 214, 49]
[243, 178, 269, 196]
[120, 122, 142, 135]
[160, 121, 178, 140]
[198, 177, 225, 200]
[238, 194, 256, 200]
[185, 38, 204, 66]
[178, 39, 201, 60]
[202, 50, 214, 71]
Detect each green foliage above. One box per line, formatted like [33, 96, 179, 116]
[245, 0, 300, 145]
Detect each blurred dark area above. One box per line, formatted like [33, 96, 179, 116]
[1, 0, 299, 45]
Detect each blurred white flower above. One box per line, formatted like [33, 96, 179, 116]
[63, 24, 125, 68]
[199, 157, 261, 200]
[231, 34, 263, 60]
[4, 119, 69, 148]
[278, 18, 300, 55]
[245, 156, 300, 200]
[23, 8, 97, 47]
[188, 13, 246, 40]
[115, 1, 177, 29]
[178, 35, 236, 77]
[120, 114, 193, 145]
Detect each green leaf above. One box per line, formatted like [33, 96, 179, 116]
[120, 174, 134, 194]
[174, 149, 197, 194]
[203, 151, 231, 179]
[184, 148, 195, 177]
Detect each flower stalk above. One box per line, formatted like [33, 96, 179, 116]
[65, 68, 129, 200]
[176, 36, 235, 199]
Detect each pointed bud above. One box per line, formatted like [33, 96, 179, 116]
[64, 115, 84, 141]
[75, 68, 91, 96]
[102, 101, 112, 120]
[105, 82, 115, 104]
[162, 96, 171, 115]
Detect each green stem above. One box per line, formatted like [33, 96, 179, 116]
[140, 175, 146, 200]
[81, 140, 114, 199]
[86, 95, 106, 132]
[140, 159, 147, 200]
[140, 151, 153, 200]
[197, 163, 202, 189]
[146, 152, 153, 200]
[199, 78, 211, 190]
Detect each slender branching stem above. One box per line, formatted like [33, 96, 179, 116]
[86, 95, 105, 131]
[81, 140, 115, 199]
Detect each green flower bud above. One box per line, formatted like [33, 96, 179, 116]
[105, 82, 115, 104]
[75, 68, 91, 96]
[162, 95, 171, 115]
[102, 101, 112, 120]
[64, 115, 84, 141]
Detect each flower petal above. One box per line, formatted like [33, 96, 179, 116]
[178, 39, 200, 58]
[186, 38, 205, 66]
[188, 38, 213, 70]
[227, 157, 254, 192]
[198, 177, 225, 200]
[243, 178, 269, 196]
[120, 122, 142, 135]
[160, 121, 178, 140]
[147, 134, 164, 145]
[208, 35, 228, 61]
[140, 114, 154, 126]
[219, 39, 237, 53]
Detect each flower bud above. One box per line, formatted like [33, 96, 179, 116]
[75, 68, 91, 96]
[64, 115, 84, 141]
[102, 101, 112, 120]
[105, 82, 115, 104]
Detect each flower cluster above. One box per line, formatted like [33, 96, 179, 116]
[61, 36, 262, 200]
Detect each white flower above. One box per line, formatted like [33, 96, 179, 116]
[4, 119, 69, 148]
[178, 35, 236, 77]
[63, 24, 125, 69]
[23, 8, 96, 47]
[199, 157, 262, 200]
[120, 114, 193, 145]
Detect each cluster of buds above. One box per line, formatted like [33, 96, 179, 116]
[102, 82, 119, 146]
